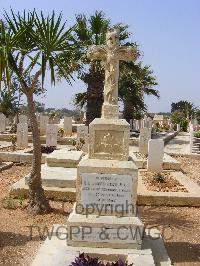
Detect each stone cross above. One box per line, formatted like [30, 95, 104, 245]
[17, 123, 28, 148]
[87, 29, 137, 119]
[0, 113, 6, 133]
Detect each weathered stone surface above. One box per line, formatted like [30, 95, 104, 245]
[40, 115, 49, 135]
[76, 158, 138, 216]
[89, 118, 130, 161]
[77, 125, 88, 153]
[139, 127, 151, 155]
[147, 139, 164, 173]
[67, 211, 144, 249]
[46, 124, 58, 147]
[87, 29, 136, 120]
[25, 164, 77, 188]
[129, 152, 181, 170]
[46, 150, 83, 168]
[64, 116, 72, 136]
[19, 115, 28, 124]
[17, 123, 28, 148]
[31, 226, 174, 266]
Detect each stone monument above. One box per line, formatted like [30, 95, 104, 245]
[46, 124, 58, 147]
[139, 127, 151, 155]
[67, 29, 144, 249]
[147, 139, 164, 172]
[64, 116, 72, 136]
[19, 114, 28, 124]
[40, 115, 49, 135]
[17, 123, 28, 148]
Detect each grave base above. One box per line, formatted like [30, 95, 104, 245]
[31, 225, 172, 266]
[67, 209, 144, 249]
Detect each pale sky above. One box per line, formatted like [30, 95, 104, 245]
[0, 0, 199, 112]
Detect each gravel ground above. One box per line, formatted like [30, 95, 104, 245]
[177, 156, 200, 185]
[0, 162, 199, 265]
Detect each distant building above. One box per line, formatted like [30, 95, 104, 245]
[153, 114, 164, 124]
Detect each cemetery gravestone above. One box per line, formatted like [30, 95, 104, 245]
[147, 139, 164, 172]
[19, 115, 28, 124]
[139, 127, 151, 155]
[77, 125, 88, 153]
[67, 29, 144, 249]
[40, 115, 49, 135]
[64, 116, 72, 136]
[177, 124, 181, 131]
[0, 113, 6, 133]
[17, 123, 28, 148]
[46, 124, 58, 147]
[169, 123, 174, 132]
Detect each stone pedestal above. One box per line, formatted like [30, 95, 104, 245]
[67, 211, 144, 249]
[89, 118, 130, 161]
[102, 104, 118, 119]
[67, 118, 144, 250]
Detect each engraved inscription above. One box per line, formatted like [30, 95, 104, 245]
[94, 130, 124, 155]
[81, 173, 134, 211]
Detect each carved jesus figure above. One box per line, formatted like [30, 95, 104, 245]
[87, 29, 137, 107]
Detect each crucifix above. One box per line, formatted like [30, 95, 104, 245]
[87, 28, 137, 119]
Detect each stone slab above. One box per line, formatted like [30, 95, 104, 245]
[31, 225, 172, 266]
[10, 172, 200, 207]
[0, 150, 46, 164]
[129, 152, 181, 170]
[67, 209, 144, 249]
[137, 170, 200, 206]
[0, 161, 13, 171]
[10, 177, 76, 202]
[46, 150, 83, 168]
[25, 164, 77, 188]
[0, 133, 76, 145]
[76, 157, 138, 216]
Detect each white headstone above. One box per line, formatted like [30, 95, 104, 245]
[0, 113, 6, 133]
[40, 115, 49, 135]
[177, 124, 181, 131]
[46, 124, 58, 147]
[19, 115, 28, 124]
[17, 123, 28, 148]
[64, 116, 72, 136]
[139, 127, 151, 155]
[169, 123, 174, 132]
[77, 125, 88, 152]
[147, 139, 164, 172]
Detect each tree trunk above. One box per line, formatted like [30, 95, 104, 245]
[26, 91, 51, 214]
[123, 100, 134, 123]
[85, 71, 104, 126]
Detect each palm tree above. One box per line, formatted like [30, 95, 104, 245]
[0, 89, 18, 117]
[73, 11, 138, 125]
[119, 62, 159, 122]
[171, 101, 197, 119]
[0, 10, 77, 214]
